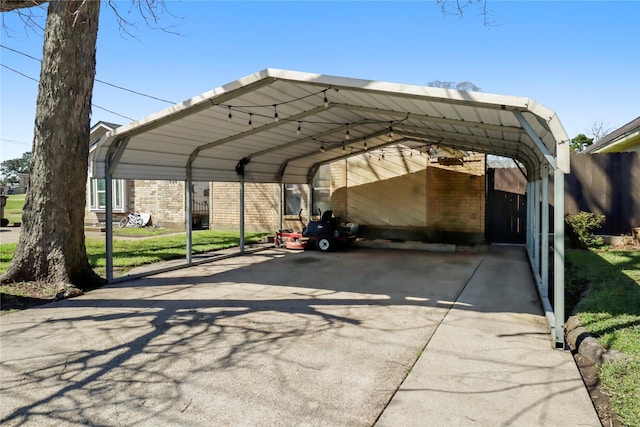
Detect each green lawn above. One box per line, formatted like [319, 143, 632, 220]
[112, 226, 177, 237]
[0, 230, 267, 276]
[2, 193, 25, 224]
[566, 249, 640, 427]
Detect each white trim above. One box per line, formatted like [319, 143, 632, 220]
[88, 178, 126, 213]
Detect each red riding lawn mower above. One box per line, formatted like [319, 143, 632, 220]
[275, 209, 357, 252]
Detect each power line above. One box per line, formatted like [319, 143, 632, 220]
[0, 138, 31, 145]
[1, 63, 38, 83]
[0, 44, 176, 104]
[92, 105, 135, 121]
[1, 63, 135, 121]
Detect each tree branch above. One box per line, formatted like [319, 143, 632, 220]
[436, 0, 493, 25]
[0, 0, 47, 13]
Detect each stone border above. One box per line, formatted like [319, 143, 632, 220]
[565, 315, 626, 365]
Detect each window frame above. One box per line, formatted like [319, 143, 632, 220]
[88, 178, 126, 212]
[284, 183, 302, 216]
[312, 164, 331, 215]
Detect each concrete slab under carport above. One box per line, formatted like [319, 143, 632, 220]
[0, 247, 598, 426]
[377, 246, 599, 426]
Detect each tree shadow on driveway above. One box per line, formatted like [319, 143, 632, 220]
[0, 248, 546, 426]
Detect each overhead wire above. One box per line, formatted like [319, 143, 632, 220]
[0, 45, 452, 158]
[0, 44, 176, 104]
[1, 63, 135, 121]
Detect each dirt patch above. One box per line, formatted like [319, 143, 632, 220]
[0, 281, 59, 313]
[572, 350, 622, 427]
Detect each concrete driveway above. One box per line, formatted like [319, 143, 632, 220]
[0, 247, 599, 426]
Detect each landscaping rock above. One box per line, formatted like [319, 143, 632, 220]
[565, 315, 626, 365]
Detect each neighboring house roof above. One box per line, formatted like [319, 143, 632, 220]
[583, 116, 640, 153]
[88, 122, 122, 177]
[90, 121, 121, 146]
[90, 68, 571, 184]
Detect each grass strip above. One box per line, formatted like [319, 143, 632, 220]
[566, 249, 640, 427]
[0, 230, 267, 275]
[2, 194, 25, 224]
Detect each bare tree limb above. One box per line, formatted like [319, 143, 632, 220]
[436, 0, 493, 26]
[587, 120, 613, 142]
[108, 0, 180, 39]
[0, 0, 47, 13]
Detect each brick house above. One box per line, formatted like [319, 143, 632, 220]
[85, 122, 209, 229]
[88, 122, 485, 239]
[211, 143, 486, 244]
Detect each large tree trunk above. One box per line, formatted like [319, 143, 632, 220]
[0, 0, 103, 291]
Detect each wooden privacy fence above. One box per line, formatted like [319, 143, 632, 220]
[489, 152, 640, 239]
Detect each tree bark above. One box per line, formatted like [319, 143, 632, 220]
[1, 0, 104, 291]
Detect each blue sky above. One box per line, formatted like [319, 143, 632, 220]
[1, 0, 639, 162]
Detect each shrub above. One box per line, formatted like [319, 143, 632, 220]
[565, 211, 605, 248]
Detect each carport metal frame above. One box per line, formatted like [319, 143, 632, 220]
[93, 69, 569, 347]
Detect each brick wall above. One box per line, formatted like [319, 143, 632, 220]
[426, 154, 485, 234]
[207, 148, 486, 242]
[132, 180, 185, 229]
[211, 182, 295, 232]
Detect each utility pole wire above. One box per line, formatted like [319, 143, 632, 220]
[1, 63, 135, 121]
[1, 44, 176, 104]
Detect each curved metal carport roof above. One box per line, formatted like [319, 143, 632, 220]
[92, 68, 570, 347]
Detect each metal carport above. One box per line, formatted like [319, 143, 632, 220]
[91, 68, 570, 347]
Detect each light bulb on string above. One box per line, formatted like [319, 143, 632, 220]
[345, 124, 350, 140]
[320, 142, 325, 153]
[342, 141, 345, 152]
[363, 139, 368, 151]
[297, 122, 301, 135]
[273, 105, 279, 122]
[388, 126, 394, 141]
[248, 113, 253, 128]
[227, 106, 232, 122]
[323, 90, 329, 107]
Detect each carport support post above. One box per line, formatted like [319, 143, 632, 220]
[239, 174, 245, 254]
[278, 183, 283, 232]
[185, 173, 193, 264]
[528, 178, 540, 273]
[307, 182, 312, 221]
[553, 167, 566, 347]
[105, 166, 114, 283]
[533, 177, 540, 274]
[541, 166, 549, 298]
[526, 180, 533, 255]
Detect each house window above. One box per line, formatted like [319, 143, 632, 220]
[89, 178, 125, 212]
[284, 183, 302, 216]
[312, 164, 331, 215]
